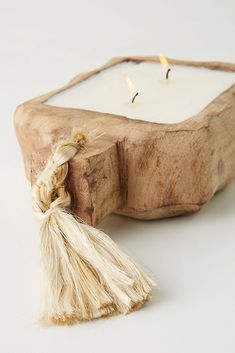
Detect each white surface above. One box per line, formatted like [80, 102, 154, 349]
[0, 0, 235, 352]
[48, 61, 235, 123]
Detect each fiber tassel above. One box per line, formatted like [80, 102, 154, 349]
[32, 131, 155, 325]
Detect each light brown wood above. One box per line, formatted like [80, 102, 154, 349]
[14, 56, 235, 226]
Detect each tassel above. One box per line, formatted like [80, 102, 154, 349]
[32, 131, 155, 325]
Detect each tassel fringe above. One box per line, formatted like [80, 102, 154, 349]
[32, 131, 155, 325]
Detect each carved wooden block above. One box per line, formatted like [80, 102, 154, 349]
[14, 57, 235, 226]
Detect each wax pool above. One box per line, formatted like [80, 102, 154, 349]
[46, 62, 235, 124]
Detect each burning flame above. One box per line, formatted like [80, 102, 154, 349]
[124, 75, 139, 103]
[125, 75, 137, 96]
[159, 54, 170, 70]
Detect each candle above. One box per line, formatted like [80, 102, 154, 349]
[47, 60, 235, 124]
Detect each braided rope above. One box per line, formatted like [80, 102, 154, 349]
[32, 131, 86, 222]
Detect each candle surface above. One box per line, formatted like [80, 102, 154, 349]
[47, 62, 235, 124]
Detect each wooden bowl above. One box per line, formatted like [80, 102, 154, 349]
[14, 56, 235, 226]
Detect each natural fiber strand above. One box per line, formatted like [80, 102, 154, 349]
[32, 130, 155, 325]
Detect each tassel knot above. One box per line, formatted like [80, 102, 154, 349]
[32, 130, 155, 325]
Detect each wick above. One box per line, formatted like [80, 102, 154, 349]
[166, 68, 171, 80]
[132, 92, 139, 104]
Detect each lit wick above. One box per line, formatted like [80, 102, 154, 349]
[159, 54, 171, 80]
[125, 75, 139, 104]
[166, 68, 171, 80]
[132, 92, 139, 104]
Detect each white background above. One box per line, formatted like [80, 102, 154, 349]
[0, 0, 235, 352]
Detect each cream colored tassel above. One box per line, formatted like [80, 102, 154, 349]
[32, 131, 155, 325]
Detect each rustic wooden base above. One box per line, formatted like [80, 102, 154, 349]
[14, 57, 235, 226]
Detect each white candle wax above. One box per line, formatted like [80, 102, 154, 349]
[47, 62, 235, 124]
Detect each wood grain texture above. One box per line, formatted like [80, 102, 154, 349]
[14, 57, 235, 225]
